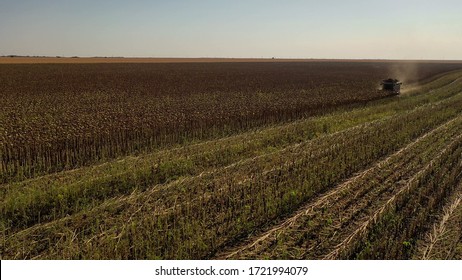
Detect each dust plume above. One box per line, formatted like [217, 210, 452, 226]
[389, 63, 419, 84]
[387, 62, 421, 94]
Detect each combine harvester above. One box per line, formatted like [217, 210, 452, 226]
[381, 78, 402, 95]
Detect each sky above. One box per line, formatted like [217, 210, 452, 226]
[1, 0, 461, 60]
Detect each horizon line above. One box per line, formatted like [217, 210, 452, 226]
[1, 55, 462, 64]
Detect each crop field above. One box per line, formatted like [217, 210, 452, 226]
[1, 60, 462, 259]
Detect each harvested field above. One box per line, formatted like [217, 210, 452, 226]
[1, 61, 462, 259]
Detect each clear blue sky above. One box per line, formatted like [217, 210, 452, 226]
[1, 0, 461, 59]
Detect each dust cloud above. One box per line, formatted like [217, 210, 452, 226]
[387, 63, 421, 93]
[389, 63, 419, 84]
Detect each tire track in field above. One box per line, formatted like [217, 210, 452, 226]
[217, 115, 462, 259]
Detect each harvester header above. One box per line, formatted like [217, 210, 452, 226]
[381, 78, 402, 95]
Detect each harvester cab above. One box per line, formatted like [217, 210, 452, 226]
[381, 78, 402, 95]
